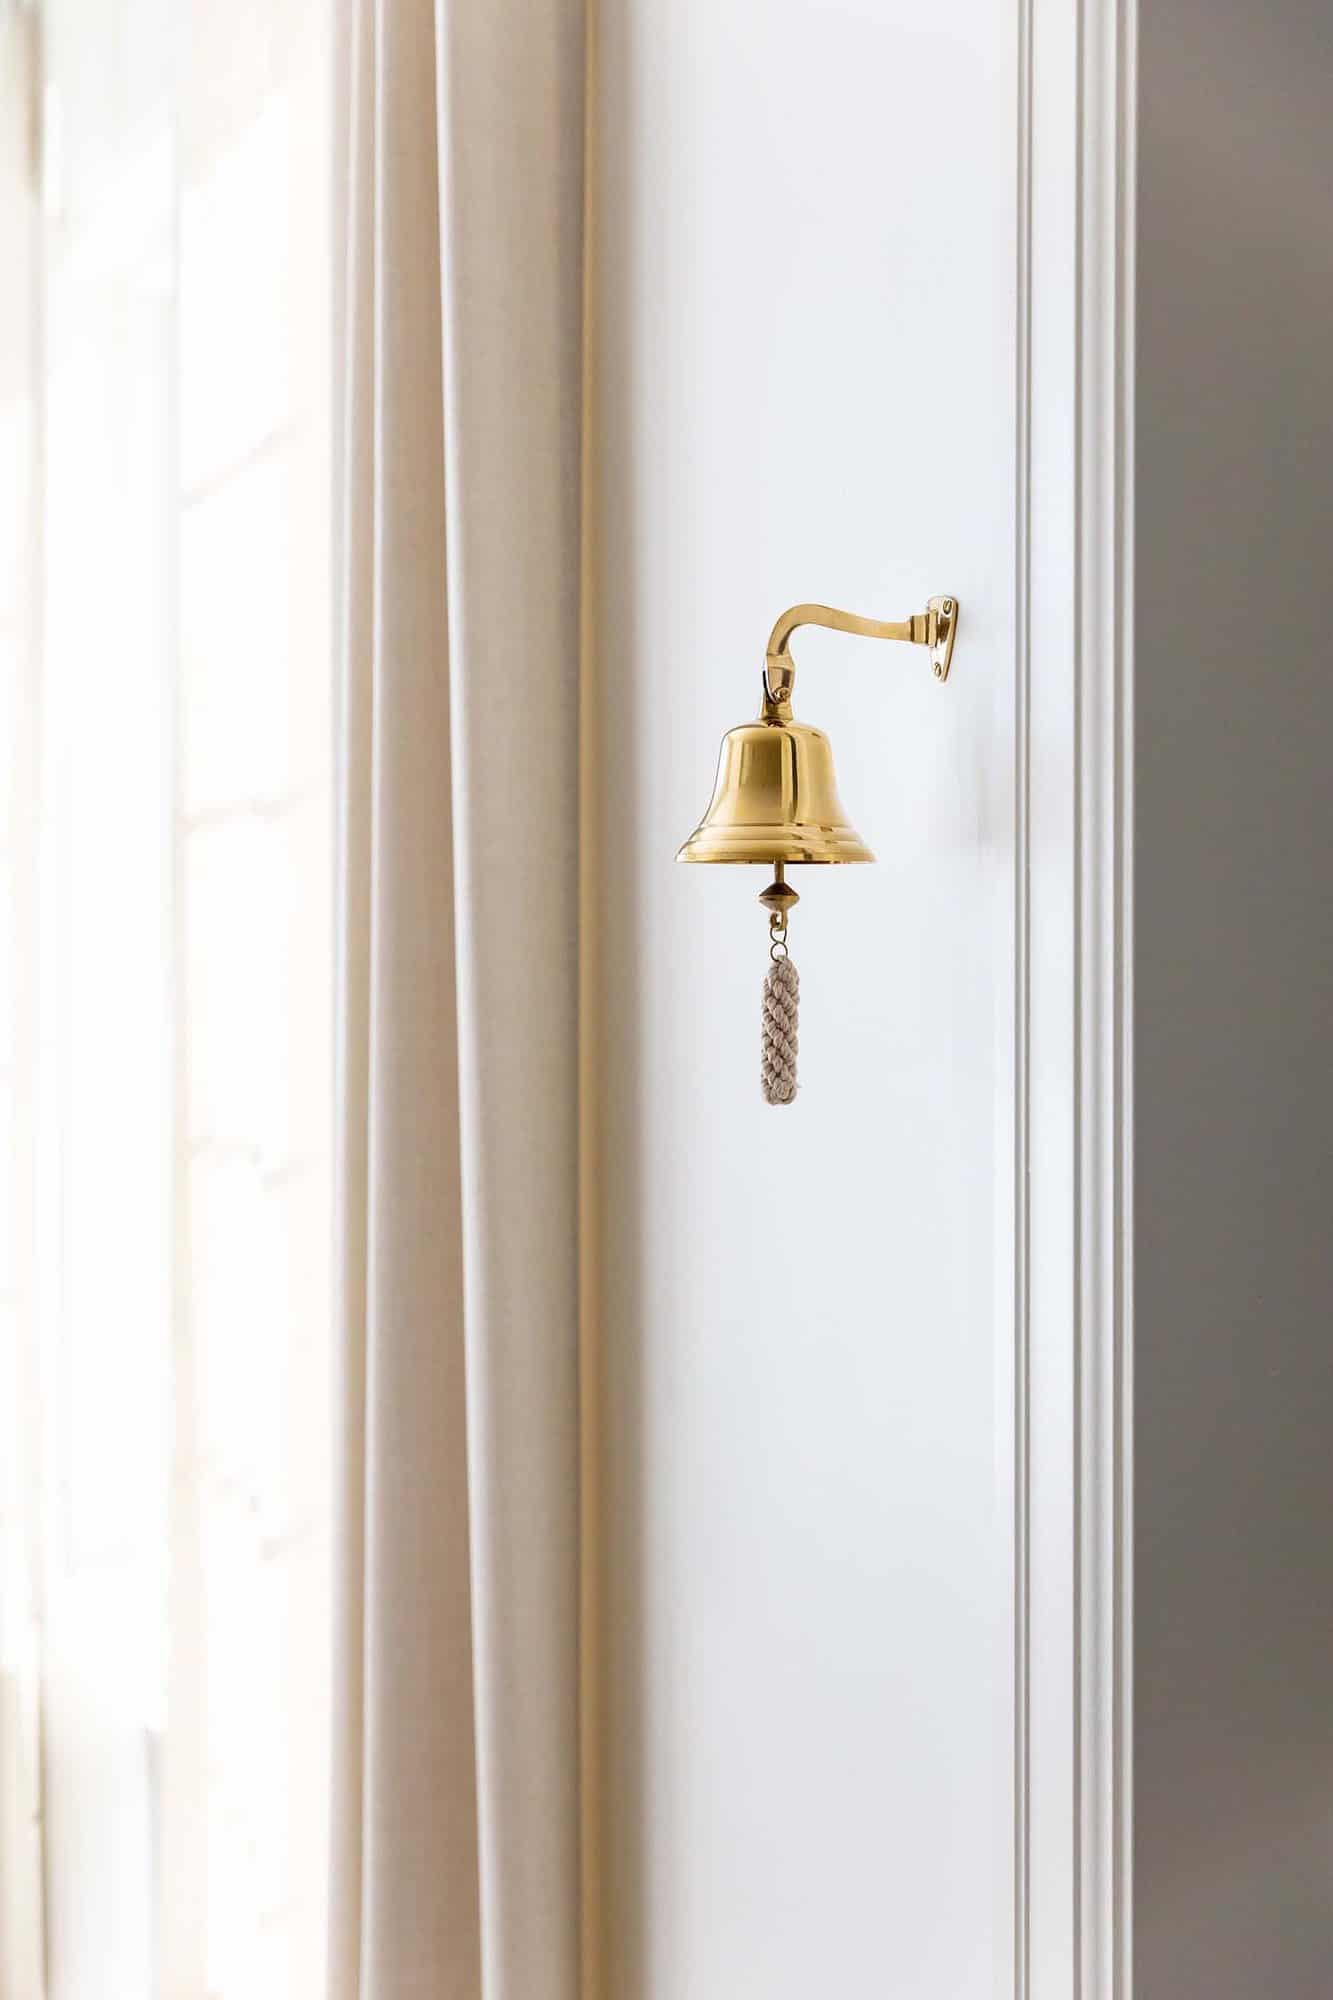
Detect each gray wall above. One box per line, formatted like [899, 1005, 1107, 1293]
[1135, 3, 1333, 1991]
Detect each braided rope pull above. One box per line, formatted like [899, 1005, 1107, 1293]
[761, 952, 800, 1105]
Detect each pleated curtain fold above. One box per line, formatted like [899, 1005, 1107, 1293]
[331, 0, 587, 1993]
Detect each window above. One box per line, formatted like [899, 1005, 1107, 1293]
[1, 3, 334, 1991]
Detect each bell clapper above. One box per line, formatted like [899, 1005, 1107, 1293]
[759, 862, 800, 1105]
[757, 860, 799, 942]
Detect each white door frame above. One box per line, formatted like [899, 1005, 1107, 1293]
[1021, 0, 1134, 1994]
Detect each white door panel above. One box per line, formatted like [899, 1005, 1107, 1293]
[592, 3, 1025, 1992]
[589, 1, 1133, 1991]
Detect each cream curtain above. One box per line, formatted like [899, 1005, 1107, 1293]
[331, 0, 587, 1993]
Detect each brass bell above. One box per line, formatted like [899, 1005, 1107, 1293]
[675, 701, 874, 866]
[676, 594, 956, 873]
[676, 594, 958, 1100]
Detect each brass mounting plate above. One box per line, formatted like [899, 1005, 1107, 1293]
[928, 595, 959, 682]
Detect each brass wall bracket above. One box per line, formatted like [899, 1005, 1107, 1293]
[762, 594, 958, 709]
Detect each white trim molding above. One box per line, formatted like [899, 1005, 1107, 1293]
[1019, 0, 1134, 1994]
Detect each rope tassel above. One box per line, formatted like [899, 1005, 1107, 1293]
[761, 954, 800, 1104]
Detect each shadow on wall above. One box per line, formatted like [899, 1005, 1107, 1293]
[1135, 1, 1333, 1992]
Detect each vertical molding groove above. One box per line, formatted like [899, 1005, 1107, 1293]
[1025, 0, 1134, 1992]
[1075, 0, 1134, 1993]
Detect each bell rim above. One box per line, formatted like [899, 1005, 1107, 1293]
[675, 833, 876, 865]
[675, 853, 876, 865]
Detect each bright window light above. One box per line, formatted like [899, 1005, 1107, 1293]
[1, 3, 334, 1992]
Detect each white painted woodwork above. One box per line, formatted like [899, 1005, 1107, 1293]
[588, 2, 1131, 1993]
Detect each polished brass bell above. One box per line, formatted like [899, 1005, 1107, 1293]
[677, 594, 958, 1101]
[675, 702, 874, 866]
[676, 595, 957, 871]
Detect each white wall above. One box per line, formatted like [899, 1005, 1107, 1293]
[1134, 1, 1333, 1989]
[590, 3, 1021, 1990]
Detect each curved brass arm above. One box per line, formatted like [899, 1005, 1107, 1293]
[762, 595, 958, 708]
